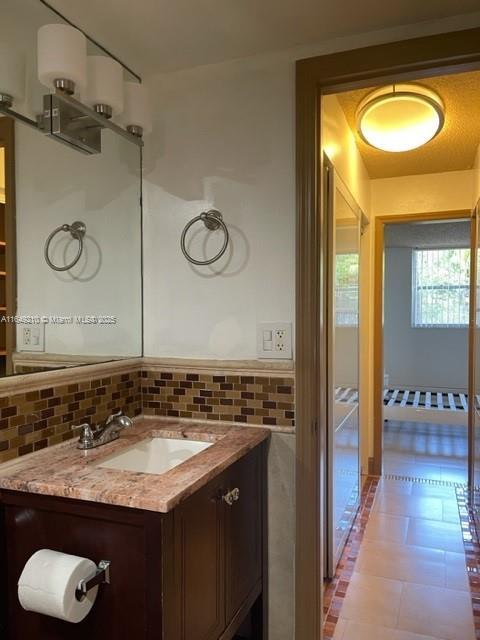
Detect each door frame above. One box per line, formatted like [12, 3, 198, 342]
[324, 158, 366, 579]
[372, 210, 471, 480]
[468, 199, 480, 488]
[0, 118, 16, 375]
[295, 27, 480, 640]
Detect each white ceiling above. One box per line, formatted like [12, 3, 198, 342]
[49, 0, 480, 76]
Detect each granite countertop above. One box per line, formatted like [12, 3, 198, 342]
[0, 419, 270, 513]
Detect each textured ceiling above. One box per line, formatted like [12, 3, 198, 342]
[385, 220, 470, 248]
[48, 0, 480, 75]
[337, 70, 480, 179]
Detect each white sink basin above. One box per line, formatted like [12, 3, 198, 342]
[97, 437, 213, 475]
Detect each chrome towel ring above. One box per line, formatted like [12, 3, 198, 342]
[44, 221, 86, 272]
[180, 210, 229, 266]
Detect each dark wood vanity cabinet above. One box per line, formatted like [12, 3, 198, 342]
[0, 444, 267, 640]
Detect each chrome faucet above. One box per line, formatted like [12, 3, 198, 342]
[75, 411, 133, 450]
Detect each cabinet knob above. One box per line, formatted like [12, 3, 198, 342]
[222, 488, 240, 506]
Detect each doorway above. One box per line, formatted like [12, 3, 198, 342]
[382, 217, 471, 484]
[295, 26, 480, 640]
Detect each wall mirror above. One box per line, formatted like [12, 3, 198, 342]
[324, 160, 365, 578]
[0, 0, 143, 376]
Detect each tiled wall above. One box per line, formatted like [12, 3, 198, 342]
[0, 370, 142, 464]
[141, 370, 295, 429]
[0, 363, 295, 464]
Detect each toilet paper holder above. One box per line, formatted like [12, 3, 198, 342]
[75, 560, 111, 601]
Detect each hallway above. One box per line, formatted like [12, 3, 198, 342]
[383, 420, 468, 484]
[324, 477, 476, 640]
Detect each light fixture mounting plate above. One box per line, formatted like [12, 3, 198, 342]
[42, 93, 102, 155]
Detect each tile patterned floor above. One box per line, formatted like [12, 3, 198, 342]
[456, 486, 480, 639]
[383, 420, 468, 484]
[323, 477, 379, 639]
[324, 476, 477, 640]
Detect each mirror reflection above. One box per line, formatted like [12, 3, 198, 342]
[330, 182, 361, 567]
[0, 0, 143, 376]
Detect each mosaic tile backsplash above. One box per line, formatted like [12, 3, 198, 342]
[141, 370, 295, 429]
[0, 365, 295, 464]
[0, 371, 142, 464]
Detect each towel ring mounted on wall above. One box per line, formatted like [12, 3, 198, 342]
[180, 209, 229, 266]
[44, 221, 86, 272]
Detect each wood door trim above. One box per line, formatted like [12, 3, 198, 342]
[372, 209, 470, 476]
[0, 118, 16, 375]
[296, 27, 480, 640]
[468, 200, 480, 487]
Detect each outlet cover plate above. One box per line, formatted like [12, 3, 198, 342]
[17, 323, 45, 352]
[257, 322, 292, 359]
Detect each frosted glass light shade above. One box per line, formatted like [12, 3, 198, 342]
[85, 56, 124, 116]
[122, 82, 152, 136]
[356, 84, 444, 152]
[37, 24, 87, 93]
[0, 46, 25, 103]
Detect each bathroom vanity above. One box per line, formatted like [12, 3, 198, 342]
[0, 421, 269, 640]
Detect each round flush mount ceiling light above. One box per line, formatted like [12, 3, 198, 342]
[356, 84, 445, 152]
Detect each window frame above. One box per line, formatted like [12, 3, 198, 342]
[411, 245, 471, 329]
[335, 251, 359, 328]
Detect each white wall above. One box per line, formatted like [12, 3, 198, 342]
[323, 95, 370, 213]
[142, 14, 480, 362]
[140, 14, 480, 638]
[143, 55, 295, 359]
[15, 125, 142, 357]
[384, 247, 468, 391]
[371, 170, 475, 215]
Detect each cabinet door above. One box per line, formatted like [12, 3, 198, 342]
[0, 493, 154, 640]
[172, 477, 225, 640]
[224, 447, 263, 622]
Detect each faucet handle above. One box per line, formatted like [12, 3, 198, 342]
[104, 410, 123, 426]
[73, 423, 94, 449]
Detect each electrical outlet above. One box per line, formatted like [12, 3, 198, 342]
[257, 322, 292, 359]
[18, 324, 45, 352]
[23, 327, 32, 346]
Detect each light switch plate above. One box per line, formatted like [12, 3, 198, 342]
[257, 322, 292, 359]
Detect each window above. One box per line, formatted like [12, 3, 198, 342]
[335, 253, 359, 326]
[412, 248, 470, 328]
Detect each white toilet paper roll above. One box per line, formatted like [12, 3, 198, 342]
[18, 549, 99, 623]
